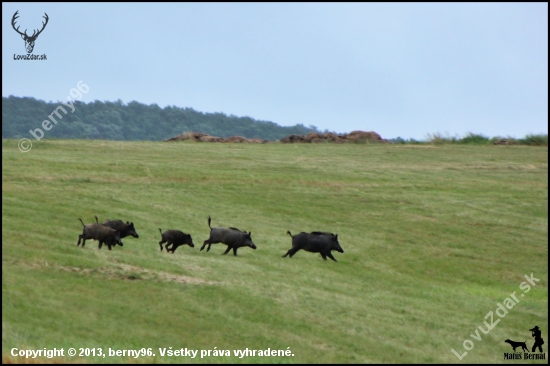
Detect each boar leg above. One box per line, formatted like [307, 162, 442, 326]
[200, 239, 213, 251]
[325, 252, 338, 262]
[232, 247, 239, 256]
[288, 248, 300, 258]
[320, 252, 327, 260]
[282, 247, 299, 258]
[222, 245, 232, 255]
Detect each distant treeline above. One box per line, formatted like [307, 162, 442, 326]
[2, 96, 320, 141]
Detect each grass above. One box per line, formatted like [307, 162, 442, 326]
[2, 139, 548, 363]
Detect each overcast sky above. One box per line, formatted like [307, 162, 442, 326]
[2, 2, 548, 140]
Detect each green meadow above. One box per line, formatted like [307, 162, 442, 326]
[2, 139, 548, 363]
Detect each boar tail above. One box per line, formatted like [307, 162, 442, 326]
[94, 215, 99, 224]
[287, 230, 293, 238]
[158, 228, 162, 234]
[208, 215, 212, 229]
[78, 218, 85, 227]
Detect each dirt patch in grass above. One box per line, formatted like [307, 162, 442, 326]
[57, 263, 218, 285]
[13, 260, 218, 285]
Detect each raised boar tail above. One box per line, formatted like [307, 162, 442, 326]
[94, 215, 99, 224]
[158, 228, 162, 234]
[286, 230, 293, 238]
[208, 215, 212, 229]
[78, 218, 85, 227]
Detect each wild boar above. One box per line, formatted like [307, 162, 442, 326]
[101, 219, 139, 247]
[77, 218, 123, 250]
[200, 216, 257, 256]
[283, 231, 344, 262]
[158, 228, 194, 253]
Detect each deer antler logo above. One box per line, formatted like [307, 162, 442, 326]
[12, 10, 49, 54]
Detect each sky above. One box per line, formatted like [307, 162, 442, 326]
[2, 2, 548, 140]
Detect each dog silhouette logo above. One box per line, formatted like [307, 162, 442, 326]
[11, 10, 49, 54]
[504, 339, 529, 352]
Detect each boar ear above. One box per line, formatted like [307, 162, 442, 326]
[126, 221, 130, 224]
[248, 231, 252, 236]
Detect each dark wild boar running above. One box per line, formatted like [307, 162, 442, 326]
[200, 216, 257, 256]
[283, 231, 344, 262]
[158, 228, 194, 253]
[77, 218, 123, 250]
[102, 220, 139, 247]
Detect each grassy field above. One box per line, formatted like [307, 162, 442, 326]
[2, 139, 548, 363]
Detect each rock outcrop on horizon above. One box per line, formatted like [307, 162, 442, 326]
[280, 130, 389, 143]
[164, 130, 389, 144]
[164, 132, 269, 143]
